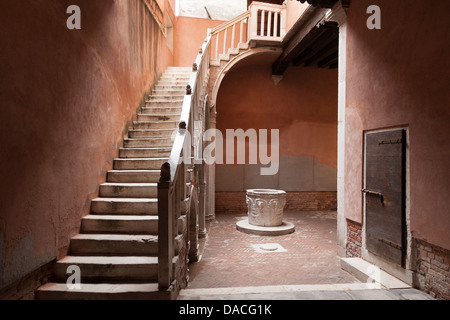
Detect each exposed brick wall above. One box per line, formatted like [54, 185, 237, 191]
[215, 192, 247, 214]
[215, 191, 337, 214]
[285, 192, 337, 211]
[414, 239, 449, 300]
[346, 219, 362, 258]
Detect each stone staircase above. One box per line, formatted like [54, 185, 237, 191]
[210, 43, 250, 67]
[36, 67, 191, 300]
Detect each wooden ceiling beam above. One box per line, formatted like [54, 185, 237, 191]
[318, 52, 338, 68]
[304, 35, 338, 66]
[293, 28, 338, 66]
[297, 0, 338, 8]
[329, 61, 338, 69]
[272, 6, 328, 75]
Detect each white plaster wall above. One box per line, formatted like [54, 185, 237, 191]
[177, 0, 247, 20]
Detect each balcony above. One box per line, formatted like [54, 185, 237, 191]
[209, 1, 286, 63]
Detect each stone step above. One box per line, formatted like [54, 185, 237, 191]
[160, 75, 191, 80]
[123, 138, 172, 148]
[162, 69, 191, 74]
[210, 60, 221, 67]
[119, 147, 171, 158]
[155, 85, 186, 91]
[148, 95, 185, 101]
[144, 100, 183, 107]
[36, 282, 170, 300]
[161, 68, 192, 76]
[157, 81, 189, 86]
[53, 256, 158, 283]
[107, 170, 160, 183]
[141, 106, 182, 114]
[137, 114, 180, 122]
[113, 158, 168, 170]
[128, 129, 175, 139]
[91, 197, 158, 215]
[70, 234, 158, 256]
[166, 66, 191, 71]
[132, 121, 178, 130]
[81, 215, 158, 235]
[340, 258, 411, 289]
[99, 182, 158, 198]
[159, 76, 190, 82]
[152, 89, 185, 96]
[161, 71, 190, 74]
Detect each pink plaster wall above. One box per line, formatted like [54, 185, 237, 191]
[0, 0, 173, 289]
[345, 0, 450, 250]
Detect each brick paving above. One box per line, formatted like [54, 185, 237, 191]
[187, 211, 360, 289]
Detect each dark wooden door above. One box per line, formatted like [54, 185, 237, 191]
[364, 129, 406, 267]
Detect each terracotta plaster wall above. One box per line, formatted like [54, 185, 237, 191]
[215, 55, 338, 191]
[217, 56, 338, 168]
[173, 16, 225, 67]
[345, 0, 450, 250]
[0, 0, 172, 289]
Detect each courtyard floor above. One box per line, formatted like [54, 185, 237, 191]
[179, 211, 434, 300]
[186, 211, 359, 288]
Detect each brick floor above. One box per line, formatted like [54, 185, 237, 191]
[187, 211, 360, 289]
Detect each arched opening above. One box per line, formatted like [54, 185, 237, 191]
[186, 50, 354, 290]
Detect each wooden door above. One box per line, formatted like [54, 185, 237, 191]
[364, 129, 406, 267]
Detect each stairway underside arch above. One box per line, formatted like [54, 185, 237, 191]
[209, 47, 283, 110]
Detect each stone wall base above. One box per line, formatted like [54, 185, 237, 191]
[0, 260, 55, 300]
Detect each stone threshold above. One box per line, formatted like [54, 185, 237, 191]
[178, 282, 385, 298]
[340, 257, 411, 289]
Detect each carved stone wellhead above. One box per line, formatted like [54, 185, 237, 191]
[237, 188, 294, 236]
[246, 189, 286, 227]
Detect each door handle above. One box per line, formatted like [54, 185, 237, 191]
[362, 189, 384, 204]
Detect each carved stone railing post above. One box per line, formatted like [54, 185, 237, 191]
[158, 162, 173, 290]
[197, 164, 207, 238]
